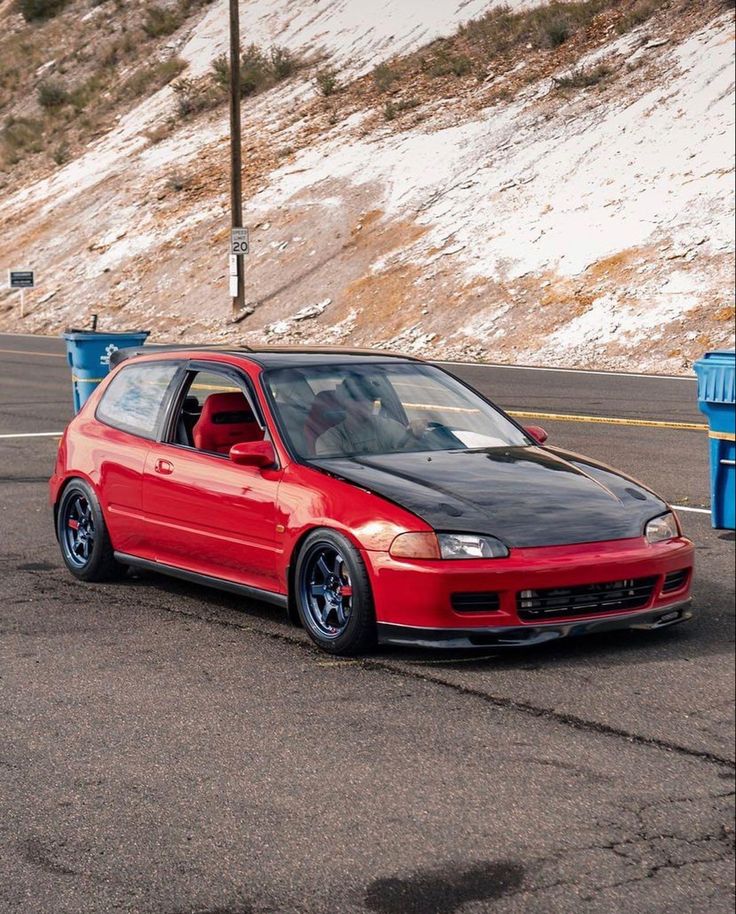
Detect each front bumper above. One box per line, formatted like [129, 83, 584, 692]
[364, 534, 694, 636]
[377, 599, 692, 648]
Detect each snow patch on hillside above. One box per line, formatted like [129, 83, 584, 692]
[182, 0, 530, 78]
[262, 15, 734, 287]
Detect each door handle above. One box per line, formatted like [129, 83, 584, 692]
[154, 458, 174, 475]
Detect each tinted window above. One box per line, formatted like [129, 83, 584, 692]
[96, 362, 179, 439]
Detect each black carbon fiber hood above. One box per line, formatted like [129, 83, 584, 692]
[312, 446, 668, 548]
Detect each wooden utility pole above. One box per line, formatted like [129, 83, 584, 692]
[229, 0, 246, 319]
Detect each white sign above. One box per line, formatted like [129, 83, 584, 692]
[8, 269, 34, 289]
[231, 227, 250, 256]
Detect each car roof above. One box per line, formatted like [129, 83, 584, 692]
[110, 345, 422, 370]
[241, 349, 420, 369]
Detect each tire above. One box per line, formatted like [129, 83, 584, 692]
[56, 479, 124, 582]
[294, 529, 376, 655]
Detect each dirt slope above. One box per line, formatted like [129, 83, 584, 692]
[0, 0, 733, 372]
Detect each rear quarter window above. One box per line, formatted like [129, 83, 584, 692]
[96, 362, 179, 439]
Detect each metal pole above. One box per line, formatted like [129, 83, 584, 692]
[229, 0, 246, 319]
[20, 289, 25, 318]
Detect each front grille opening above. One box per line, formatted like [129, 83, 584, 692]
[662, 569, 690, 594]
[517, 577, 657, 621]
[451, 591, 501, 613]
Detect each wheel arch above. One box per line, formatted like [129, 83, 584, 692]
[54, 473, 105, 540]
[285, 524, 371, 627]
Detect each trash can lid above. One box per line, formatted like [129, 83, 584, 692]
[693, 349, 735, 405]
[62, 329, 150, 341]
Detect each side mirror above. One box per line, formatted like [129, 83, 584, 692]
[229, 440, 276, 468]
[525, 425, 549, 445]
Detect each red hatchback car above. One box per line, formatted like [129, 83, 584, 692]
[50, 348, 694, 654]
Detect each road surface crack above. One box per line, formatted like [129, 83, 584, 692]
[151, 601, 736, 771]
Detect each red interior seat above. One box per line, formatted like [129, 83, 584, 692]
[192, 392, 262, 454]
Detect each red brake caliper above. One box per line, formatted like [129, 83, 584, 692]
[68, 519, 80, 530]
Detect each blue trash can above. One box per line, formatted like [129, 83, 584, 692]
[62, 329, 150, 413]
[693, 349, 735, 530]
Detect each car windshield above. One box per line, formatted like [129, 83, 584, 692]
[264, 362, 530, 459]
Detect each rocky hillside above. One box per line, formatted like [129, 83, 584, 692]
[0, 0, 733, 372]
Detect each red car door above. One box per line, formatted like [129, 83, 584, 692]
[140, 365, 285, 595]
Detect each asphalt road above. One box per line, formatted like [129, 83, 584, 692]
[0, 333, 734, 914]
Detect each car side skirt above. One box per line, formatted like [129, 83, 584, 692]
[114, 552, 289, 609]
[376, 600, 692, 649]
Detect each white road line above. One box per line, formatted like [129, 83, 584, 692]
[0, 431, 63, 439]
[437, 360, 695, 381]
[0, 433, 717, 517]
[0, 331, 58, 339]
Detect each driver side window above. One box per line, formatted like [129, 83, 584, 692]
[172, 369, 264, 455]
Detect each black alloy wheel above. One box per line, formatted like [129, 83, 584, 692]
[295, 530, 375, 655]
[57, 479, 123, 581]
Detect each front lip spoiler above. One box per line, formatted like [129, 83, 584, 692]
[376, 600, 692, 649]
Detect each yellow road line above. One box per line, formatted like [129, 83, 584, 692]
[508, 410, 708, 431]
[0, 347, 717, 433]
[190, 383, 241, 392]
[709, 429, 736, 441]
[0, 347, 65, 359]
[405, 401, 478, 414]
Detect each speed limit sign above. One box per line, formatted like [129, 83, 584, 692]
[231, 227, 250, 256]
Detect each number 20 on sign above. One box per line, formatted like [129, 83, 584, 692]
[231, 228, 250, 256]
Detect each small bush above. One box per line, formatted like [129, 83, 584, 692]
[171, 76, 221, 117]
[211, 53, 230, 88]
[212, 45, 299, 95]
[554, 62, 611, 89]
[142, 4, 181, 39]
[315, 67, 338, 96]
[427, 47, 474, 79]
[269, 46, 297, 80]
[373, 62, 398, 92]
[38, 80, 69, 109]
[18, 0, 69, 21]
[616, 0, 658, 34]
[384, 96, 419, 120]
[240, 43, 270, 95]
[451, 54, 473, 77]
[68, 72, 107, 111]
[537, 14, 571, 47]
[1, 116, 44, 164]
[52, 141, 69, 165]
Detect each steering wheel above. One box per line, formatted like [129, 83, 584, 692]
[415, 421, 463, 449]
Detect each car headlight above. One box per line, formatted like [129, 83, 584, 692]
[388, 532, 509, 559]
[437, 533, 509, 559]
[645, 512, 679, 544]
